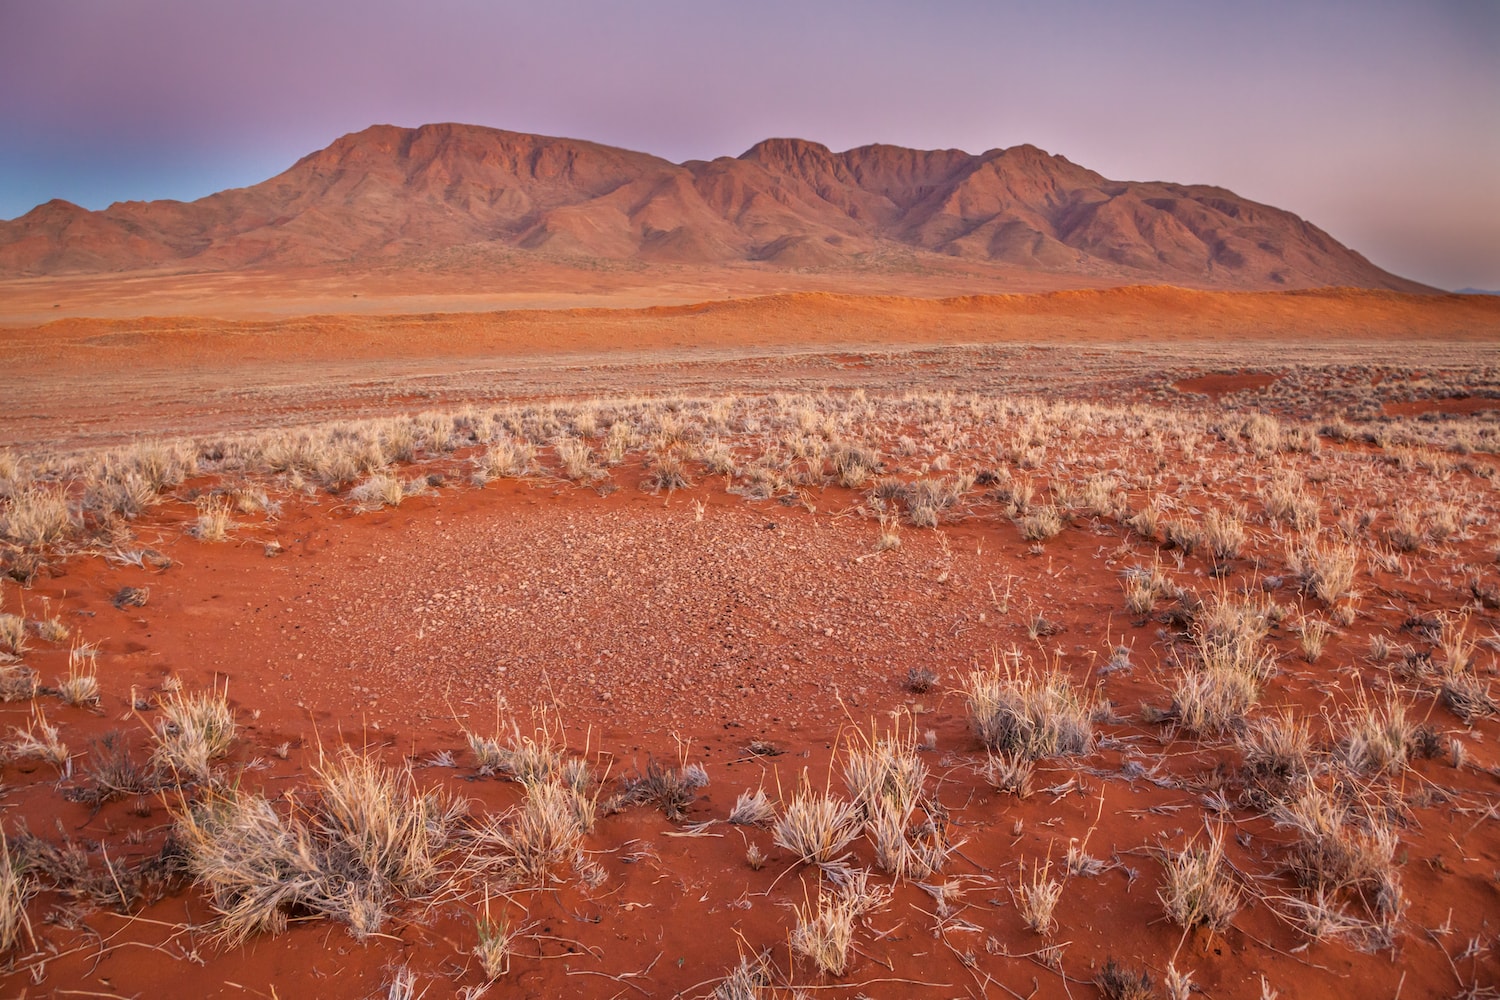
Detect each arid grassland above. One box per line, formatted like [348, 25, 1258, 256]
[1, 342, 1498, 998]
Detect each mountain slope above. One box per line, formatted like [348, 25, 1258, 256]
[0, 122, 1429, 291]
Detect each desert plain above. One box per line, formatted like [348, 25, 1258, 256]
[2, 129, 1500, 1000]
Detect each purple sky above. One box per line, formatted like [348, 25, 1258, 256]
[3, 1, 1497, 289]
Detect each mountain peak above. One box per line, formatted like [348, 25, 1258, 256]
[0, 123, 1431, 292]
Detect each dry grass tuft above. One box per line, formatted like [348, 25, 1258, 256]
[620, 757, 708, 821]
[466, 719, 565, 786]
[0, 831, 33, 954]
[712, 950, 773, 1000]
[7, 704, 70, 775]
[0, 613, 26, 655]
[152, 685, 237, 783]
[1017, 504, 1065, 541]
[473, 438, 536, 483]
[0, 663, 39, 702]
[773, 776, 860, 870]
[1435, 616, 1498, 723]
[1096, 958, 1155, 1000]
[1237, 710, 1313, 803]
[483, 779, 594, 881]
[1158, 828, 1239, 932]
[474, 908, 517, 981]
[1287, 537, 1359, 608]
[1338, 689, 1417, 776]
[980, 750, 1034, 798]
[1, 488, 77, 548]
[1013, 857, 1064, 935]
[728, 787, 776, 826]
[790, 871, 889, 977]
[349, 472, 407, 509]
[964, 654, 1093, 760]
[57, 642, 101, 708]
[1271, 778, 1403, 931]
[841, 718, 928, 822]
[175, 748, 459, 943]
[190, 495, 234, 541]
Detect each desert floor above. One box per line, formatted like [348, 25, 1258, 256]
[0, 284, 1498, 999]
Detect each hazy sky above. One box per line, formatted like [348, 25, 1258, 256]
[2, 1, 1497, 289]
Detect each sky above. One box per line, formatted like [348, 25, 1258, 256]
[2, 0, 1497, 290]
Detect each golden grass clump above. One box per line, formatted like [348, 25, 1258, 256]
[480, 777, 589, 883]
[0, 831, 34, 955]
[1158, 829, 1239, 932]
[0, 488, 77, 548]
[175, 748, 459, 943]
[474, 908, 518, 981]
[7, 704, 69, 775]
[773, 775, 861, 870]
[57, 642, 101, 709]
[466, 718, 565, 785]
[348, 472, 409, 510]
[152, 686, 237, 783]
[790, 871, 890, 977]
[1287, 537, 1359, 608]
[963, 655, 1093, 760]
[473, 438, 536, 483]
[1271, 779, 1404, 938]
[1013, 857, 1064, 935]
[728, 787, 776, 826]
[712, 950, 774, 1000]
[0, 664, 39, 702]
[0, 613, 26, 656]
[190, 495, 234, 541]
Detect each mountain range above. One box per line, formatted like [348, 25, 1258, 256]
[0, 122, 1429, 292]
